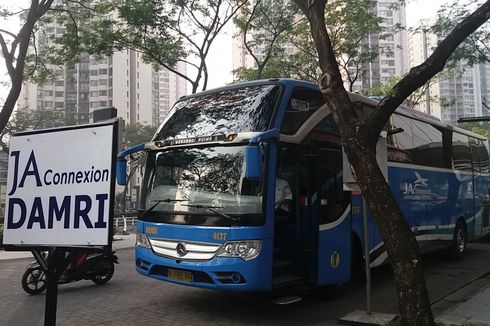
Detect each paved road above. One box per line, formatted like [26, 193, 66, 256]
[1, 243, 489, 326]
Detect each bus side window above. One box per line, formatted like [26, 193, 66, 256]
[276, 148, 299, 217]
[316, 145, 349, 224]
[410, 119, 446, 169]
[468, 137, 490, 174]
[453, 133, 472, 171]
[305, 115, 349, 224]
[476, 140, 489, 174]
[387, 114, 414, 164]
[280, 87, 324, 135]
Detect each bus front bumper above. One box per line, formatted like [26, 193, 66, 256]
[135, 245, 271, 292]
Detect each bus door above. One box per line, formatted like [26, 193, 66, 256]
[314, 144, 351, 285]
[299, 150, 320, 284]
[273, 147, 319, 286]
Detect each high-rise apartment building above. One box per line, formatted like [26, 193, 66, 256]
[153, 62, 188, 126]
[21, 50, 186, 127]
[232, 33, 255, 76]
[20, 1, 187, 127]
[351, 0, 409, 92]
[407, 20, 441, 117]
[232, 0, 409, 92]
[19, 1, 188, 210]
[231, 0, 301, 80]
[409, 20, 490, 124]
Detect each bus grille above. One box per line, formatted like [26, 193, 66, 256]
[148, 237, 222, 261]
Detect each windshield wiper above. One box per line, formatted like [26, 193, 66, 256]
[141, 199, 189, 218]
[182, 204, 239, 222]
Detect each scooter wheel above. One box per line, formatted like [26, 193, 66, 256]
[22, 267, 47, 295]
[92, 261, 115, 285]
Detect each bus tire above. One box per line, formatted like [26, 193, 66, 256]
[449, 221, 467, 261]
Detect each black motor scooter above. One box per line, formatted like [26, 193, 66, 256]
[21, 249, 119, 295]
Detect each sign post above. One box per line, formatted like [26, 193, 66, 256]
[45, 247, 61, 326]
[340, 136, 396, 325]
[362, 196, 372, 314]
[3, 120, 119, 326]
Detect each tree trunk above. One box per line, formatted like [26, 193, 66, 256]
[293, 0, 490, 323]
[345, 139, 434, 325]
[293, 1, 435, 324]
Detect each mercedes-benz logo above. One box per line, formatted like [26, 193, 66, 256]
[176, 243, 187, 257]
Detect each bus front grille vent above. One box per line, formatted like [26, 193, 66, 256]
[149, 237, 221, 261]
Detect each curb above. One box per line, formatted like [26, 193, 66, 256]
[433, 273, 490, 324]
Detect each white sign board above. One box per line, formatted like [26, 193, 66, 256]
[3, 122, 116, 247]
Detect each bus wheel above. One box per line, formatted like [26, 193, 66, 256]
[450, 221, 467, 261]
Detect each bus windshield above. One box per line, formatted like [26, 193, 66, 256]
[155, 84, 280, 141]
[140, 146, 264, 226]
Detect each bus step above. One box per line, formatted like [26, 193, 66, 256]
[272, 274, 302, 287]
[271, 295, 303, 305]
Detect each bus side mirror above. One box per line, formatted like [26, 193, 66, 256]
[116, 158, 127, 186]
[245, 145, 262, 180]
[245, 128, 278, 179]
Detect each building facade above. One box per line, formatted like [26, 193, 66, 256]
[19, 3, 188, 211]
[153, 61, 188, 126]
[407, 20, 441, 117]
[21, 50, 187, 127]
[352, 0, 409, 93]
[231, 0, 409, 92]
[20, 0, 187, 127]
[409, 20, 490, 124]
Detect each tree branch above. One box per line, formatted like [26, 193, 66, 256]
[182, 2, 208, 31]
[0, 29, 18, 39]
[64, 0, 95, 11]
[372, 0, 490, 133]
[243, 1, 261, 72]
[25, 31, 39, 77]
[0, 33, 15, 78]
[49, 6, 79, 55]
[294, 0, 357, 127]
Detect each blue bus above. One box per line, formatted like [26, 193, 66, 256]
[117, 79, 490, 293]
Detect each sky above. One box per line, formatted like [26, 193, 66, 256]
[405, 0, 445, 27]
[0, 0, 447, 103]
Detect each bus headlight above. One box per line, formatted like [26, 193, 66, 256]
[136, 232, 151, 249]
[217, 240, 261, 261]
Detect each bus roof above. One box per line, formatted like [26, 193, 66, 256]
[177, 78, 318, 101]
[349, 93, 487, 141]
[178, 78, 487, 142]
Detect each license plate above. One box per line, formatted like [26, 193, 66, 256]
[168, 269, 192, 282]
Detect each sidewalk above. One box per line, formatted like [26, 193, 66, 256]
[2, 234, 490, 325]
[435, 273, 490, 325]
[0, 233, 136, 260]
